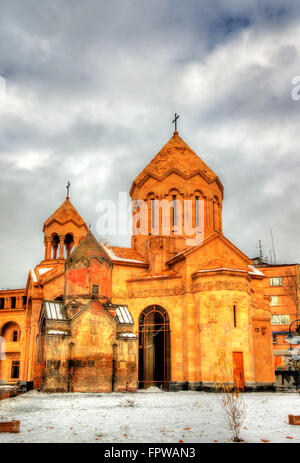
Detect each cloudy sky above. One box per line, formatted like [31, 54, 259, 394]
[0, 0, 300, 288]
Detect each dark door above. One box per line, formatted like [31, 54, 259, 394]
[232, 352, 244, 390]
[138, 305, 170, 389]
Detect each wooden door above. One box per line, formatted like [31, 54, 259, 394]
[232, 352, 244, 390]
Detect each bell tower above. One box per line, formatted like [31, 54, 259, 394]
[42, 195, 89, 263]
[130, 130, 224, 260]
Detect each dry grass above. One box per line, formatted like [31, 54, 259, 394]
[214, 353, 246, 442]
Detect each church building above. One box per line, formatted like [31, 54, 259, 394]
[0, 129, 275, 392]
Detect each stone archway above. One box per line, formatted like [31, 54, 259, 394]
[138, 305, 170, 390]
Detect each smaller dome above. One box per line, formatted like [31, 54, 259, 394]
[43, 198, 88, 232]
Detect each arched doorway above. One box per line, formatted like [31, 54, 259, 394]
[138, 305, 170, 390]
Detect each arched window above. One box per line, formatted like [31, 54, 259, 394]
[52, 234, 59, 259]
[233, 305, 237, 328]
[151, 198, 155, 230]
[138, 305, 170, 390]
[172, 195, 177, 227]
[64, 233, 74, 258]
[1, 322, 21, 343]
[193, 190, 204, 230]
[11, 297, 16, 309]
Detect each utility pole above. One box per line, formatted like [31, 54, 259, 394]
[270, 228, 277, 264]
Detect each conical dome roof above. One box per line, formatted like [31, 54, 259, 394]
[66, 231, 112, 265]
[130, 131, 223, 196]
[43, 198, 88, 232]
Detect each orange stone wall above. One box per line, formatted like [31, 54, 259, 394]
[41, 301, 137, 393]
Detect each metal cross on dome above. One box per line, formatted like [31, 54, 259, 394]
[172, 113, 179, 131]
[66, 181, 71, 197]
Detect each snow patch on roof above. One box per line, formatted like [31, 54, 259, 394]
[194, 268, 247, 274]
[47, 330, 69, 336]
[118, 333, 137, 339]
[39, 267, 53, 275]
[248, 265, 265, 277]
[136, 274, 178, 280]
[30, 269, 38, 282]
[102, 245, 145, 264]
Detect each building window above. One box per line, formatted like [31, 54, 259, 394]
[271, 314, 290, 325]
[11, 361, 20, 379]
[195, 196, 199, 227]
[92, 285, 99, 294]
[12, 331, 19, 342]
[11, 297, 16, 309]
[272, 333, 277, 344]
[233, 305, 237, 328]
[270, 295, 279, 306]
[270, 277, 283, 287]
[22, 296, 27, 306]
[0, 298, 4, 310]
[151, 198, 155, 229]
[172, 195, 177, 227]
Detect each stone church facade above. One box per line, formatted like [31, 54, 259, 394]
[0, 130, 275, 392]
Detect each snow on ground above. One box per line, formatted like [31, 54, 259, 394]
[0, 390, 299, 443]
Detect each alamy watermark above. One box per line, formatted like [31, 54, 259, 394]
[291, 75, 300, 101]
[96, 193, 205, 246]
[0, 76, 6, 103]
[0, 336, 5, 360]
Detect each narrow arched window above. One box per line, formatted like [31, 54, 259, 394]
[151, 198, 155, 229]
[195, 196, 199, 227]
[233, 305, 237, 328]
[52, 234, 59, 259]
[11, 297, 16, 309]
[172, 195, 177, 227]
[64, 233, 74, 258]
[12, 330, 18, 342]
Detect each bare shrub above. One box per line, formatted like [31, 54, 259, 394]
[214, 353, 246, 442]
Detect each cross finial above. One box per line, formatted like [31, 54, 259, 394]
[66, 181, 71, 198]
[172, 113, 179, 132]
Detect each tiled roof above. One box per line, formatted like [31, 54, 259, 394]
[131, 131, 222, 194]
[67, 231, 112, 265]
[109, 246, 145, 262]
[102, 245, 146, 264]
[43, 198, 88, 231]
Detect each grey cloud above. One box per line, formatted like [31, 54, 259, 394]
[0, 0, 300, 287]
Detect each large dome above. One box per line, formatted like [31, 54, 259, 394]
[130, 131, 223, 196]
